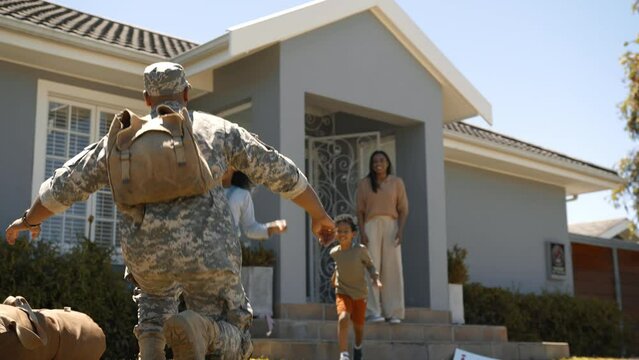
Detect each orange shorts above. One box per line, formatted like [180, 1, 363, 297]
[335, 294, 367, 326]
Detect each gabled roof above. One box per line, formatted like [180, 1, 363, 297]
[178, 0, 493, 124]
[444, 122, 622, 195]
[0, 0, 492, 123]
[445, 122, 616, 176]
[0, 0, 197, 57]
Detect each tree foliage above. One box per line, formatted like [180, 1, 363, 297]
[615, 1, 639, 229]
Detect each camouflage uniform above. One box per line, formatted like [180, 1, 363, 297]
[38, 64, 308, 359]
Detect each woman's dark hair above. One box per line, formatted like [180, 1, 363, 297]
[231, 171, 253, 190]
[367, 150, 392, 193]
[335, 214, 358, 232]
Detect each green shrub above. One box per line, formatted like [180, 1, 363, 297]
[464, 283, 637, 357]
[0, 237, 138, 360]
[242, 242, 276, 267]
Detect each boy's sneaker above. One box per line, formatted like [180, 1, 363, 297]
[388, 317, 401, 324]
[366, 314, 385, 323]
[353, 347, 363, 360]
[339, 351, 350, 360]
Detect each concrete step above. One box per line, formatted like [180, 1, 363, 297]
[251, 339, 570, 360]
[251, 318, 508, 343]
[275, 303, 451, 324]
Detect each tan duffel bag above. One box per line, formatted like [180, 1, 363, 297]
[106, 105, 214, 210]
[0, 296, 106, 360]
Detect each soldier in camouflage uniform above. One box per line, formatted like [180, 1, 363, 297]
[5, 62, 336, 360]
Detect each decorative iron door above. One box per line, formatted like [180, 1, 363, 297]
[307, 132, 380, 303]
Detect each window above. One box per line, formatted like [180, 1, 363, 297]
[34, 80, 144, 259]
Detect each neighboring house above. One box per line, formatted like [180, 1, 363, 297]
[568, 219, 639, 323]
[0, 0, 625, 311]
[569, 218, 637, 242]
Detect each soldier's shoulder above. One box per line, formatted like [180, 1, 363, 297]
[192, 110, 230, 127]
[191, 111, 237, 137]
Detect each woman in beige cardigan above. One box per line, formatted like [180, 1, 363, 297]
[356, 150, 409, 324]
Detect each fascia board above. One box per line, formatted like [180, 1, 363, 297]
[444, 130, 623, 192]
[226, 0, 377, 56]
[599, 220, 632, 239]
[173, 35, 231, 78]
[372, 0, 492, 125]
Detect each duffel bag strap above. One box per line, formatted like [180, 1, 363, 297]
[3, 296, 48, 347]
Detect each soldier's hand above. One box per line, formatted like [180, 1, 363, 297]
[311, 214, 335, 247]
[5, 218, 40, 245]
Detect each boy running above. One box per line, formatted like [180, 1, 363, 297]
[330, 215, 382, 360]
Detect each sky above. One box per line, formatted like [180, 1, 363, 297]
[52, 0, 638, 225]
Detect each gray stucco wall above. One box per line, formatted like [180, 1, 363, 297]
[445, 162, 574, 294]
[189, 47, 293, 303]
[281, 12, 449, 308]
[0, 60, 140, 230]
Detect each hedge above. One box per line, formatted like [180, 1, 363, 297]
[464, 283, 638, 357]
[0, 237, 138, 360]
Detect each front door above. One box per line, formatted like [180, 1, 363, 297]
[306, 132, 380, 302]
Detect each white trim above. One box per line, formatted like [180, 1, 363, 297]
[216, 101, 253, 118]
[370, 2, 492, 123]
[599, 220, 632, 239]
[32, 80, 145, 200]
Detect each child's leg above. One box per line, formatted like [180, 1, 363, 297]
[351, 298, 367, 347]
[338, 311, 351, 352]
[336, 294, 353, 354]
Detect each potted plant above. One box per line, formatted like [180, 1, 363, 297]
[447, 245, 469, 324]
[241, 243, 276, 318]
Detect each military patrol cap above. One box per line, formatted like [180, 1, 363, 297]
[143, 62, 191, 96]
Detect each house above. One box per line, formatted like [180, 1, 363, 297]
[568, 219, 639, 323]
[0, 0, 626, 313]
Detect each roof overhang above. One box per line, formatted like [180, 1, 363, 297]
[443, 129, 623, 196]
[0, 15, 213, 96]
[175, 0, 492, 124]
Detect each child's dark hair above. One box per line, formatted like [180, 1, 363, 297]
[335, 214, 358, 232]
[231, 171, 253, 190]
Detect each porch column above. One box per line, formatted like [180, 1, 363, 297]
[396, 120, 449, 311]
[276, 91, 307, 304]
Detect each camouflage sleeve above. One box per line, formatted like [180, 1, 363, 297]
[39, 137, 110, 214]
[224, 123, 308, 199]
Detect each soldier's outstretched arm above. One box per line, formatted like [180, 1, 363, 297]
[5, 138, 109, 245]
[291, 186, 335, 246]
[225, 124, 335, 245]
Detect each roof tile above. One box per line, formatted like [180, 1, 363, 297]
[445, 122, 617, 175]
[0, 0, 198, 57]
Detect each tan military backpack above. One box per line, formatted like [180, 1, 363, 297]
[106, 105, 214, 210]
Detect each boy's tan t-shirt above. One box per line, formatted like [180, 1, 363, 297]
[330, 244, 378, 300]
[356, 175, 409, 220]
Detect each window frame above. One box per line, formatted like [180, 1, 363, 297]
[33, 80, 145, 260]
